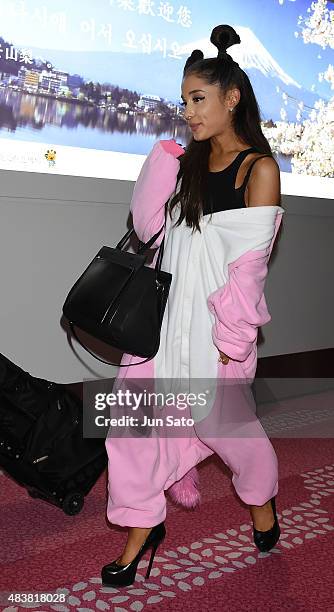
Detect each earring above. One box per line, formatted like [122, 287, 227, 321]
[229, 108, 234, 112]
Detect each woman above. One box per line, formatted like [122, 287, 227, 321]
[102, 24, 285, 587]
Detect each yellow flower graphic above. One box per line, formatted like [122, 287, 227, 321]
[45, 149, 57, 166]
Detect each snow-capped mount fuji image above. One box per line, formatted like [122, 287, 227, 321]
[178, 24, 319, 123]
[30, 23, 319, 124]
[180, 25, 301, 89]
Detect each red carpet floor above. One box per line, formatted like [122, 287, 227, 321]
[1, 436, 334, 612]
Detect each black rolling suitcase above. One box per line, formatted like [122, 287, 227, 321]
[0, 352, 107, 515]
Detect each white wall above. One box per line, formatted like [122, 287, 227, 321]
[0, 168, 333, 383]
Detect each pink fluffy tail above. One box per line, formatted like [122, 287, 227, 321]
[167, 467, 201, 508]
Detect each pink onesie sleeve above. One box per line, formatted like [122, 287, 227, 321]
[207, 212, 283, 362]
[130, 139, 184, 247]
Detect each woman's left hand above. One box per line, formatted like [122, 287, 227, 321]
[218, 351, 231, 365]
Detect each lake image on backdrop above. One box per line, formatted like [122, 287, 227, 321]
[0, 0, 332, 181]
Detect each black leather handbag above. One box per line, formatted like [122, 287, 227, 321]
[62, 209, 171, 366]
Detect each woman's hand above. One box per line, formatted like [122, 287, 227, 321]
[160, 139, 185, 158]
[218, 351, 230, 365]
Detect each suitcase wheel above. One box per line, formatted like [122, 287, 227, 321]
[62, 491, 84, 515]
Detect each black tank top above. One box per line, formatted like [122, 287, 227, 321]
[202, 147, 273, 215]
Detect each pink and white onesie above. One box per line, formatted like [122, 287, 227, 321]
[105, 139, 285, 527]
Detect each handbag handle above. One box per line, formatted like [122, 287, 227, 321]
[117, 223, 164, 253]
[69, 202, 169, 367]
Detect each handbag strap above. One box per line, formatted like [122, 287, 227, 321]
[69, 323, 157, 366]
[136, 199, 169, 273]
[117, 224, 164, 253]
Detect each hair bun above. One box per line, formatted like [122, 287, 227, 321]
[183, 49, 204, 73]
[210, 24, 240, 57]
[190, 49, 204, 62]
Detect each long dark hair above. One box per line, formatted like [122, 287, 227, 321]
[169, 24, 274, 232]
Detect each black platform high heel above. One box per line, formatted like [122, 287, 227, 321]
[253, 497, 280, 553]
[101, 522, 166, 587]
